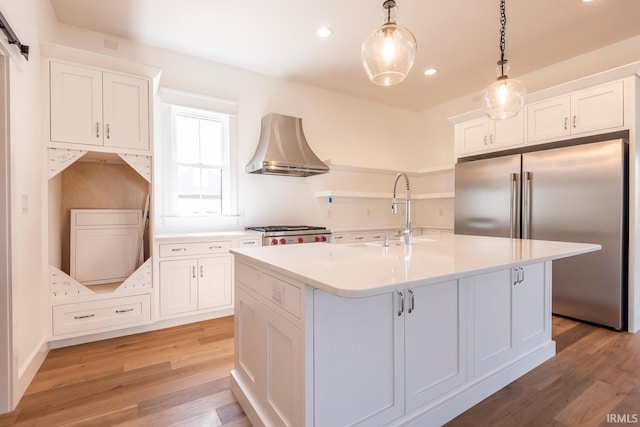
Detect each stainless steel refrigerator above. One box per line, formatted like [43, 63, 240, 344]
[455, 138, 628, 330]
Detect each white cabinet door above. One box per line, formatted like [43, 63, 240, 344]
[527, 81, 624, 143]
[513, 263, 550, 354]
[314, 289, 404, 427]
[405, 280, 466, 412]
[102, 72, 150, 151]
[159, 259, 198, 315]
[470, 268, 517, 377]
[263, 305, 302, 427]
[50, 62, 103, 146]
[456, 118, 489, 155]
[492, 111, 524, 150]
[198, 255, 232, 310]
[526, 96, 571, 143]
[571, 81, 623, 135]
[456, 113, 524, 157]
[234, 286, 263, 392]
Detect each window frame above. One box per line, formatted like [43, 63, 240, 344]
[157, 89, 238, 228]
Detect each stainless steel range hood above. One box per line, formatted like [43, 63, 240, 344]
[246, 113, 329, 177]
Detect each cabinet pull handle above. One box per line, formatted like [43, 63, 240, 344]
[106, 123, 110, 139]
[74, 313, 95, 320]
[116, 308, 134, 314]
[484, 135, 488, 145]
[564, 117, 568, 130]
[489, 134, 494, 144]
[397, 291, 404, 316]
[96, 122, 100, 138]
[513, 267, 525, 285]
[572, 115, 577, 128]
[355, 236, 364, 240]
[200, 265, 204, 277]
[192, 266, 196, 278]
[171, 247, 186, 252]
[408, 289, 415, 314]
[209, 245, 222, 249]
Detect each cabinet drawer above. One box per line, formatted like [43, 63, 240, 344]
[261, 273, 301, 318]
[52, 294, 151, 336]
[159, 240, 231, 257]
[236, 261, 260, 293]
[237, 238, 261, 248]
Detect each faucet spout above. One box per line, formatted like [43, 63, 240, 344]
[392, 172, 412, 245]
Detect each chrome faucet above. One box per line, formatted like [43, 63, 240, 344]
[391, 172, 412, 245]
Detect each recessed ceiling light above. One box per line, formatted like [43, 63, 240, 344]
[424, 68, 438, 76]
[582, 0, 594, 2]
[316, 26, 333, 38]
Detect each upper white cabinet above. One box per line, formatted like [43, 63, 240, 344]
[456, 111, 524, 157]
[526, 81, 624, 143]
[49, 61, 150, 152]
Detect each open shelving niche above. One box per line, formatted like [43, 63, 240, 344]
[313, 161, 455, 201]
[48, 148, 153, 301]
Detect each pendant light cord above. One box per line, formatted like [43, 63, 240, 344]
[498, 0, 507, 76]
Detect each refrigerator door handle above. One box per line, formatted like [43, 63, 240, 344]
[523, 171, 532, 239]
[510, 173, 519, 238]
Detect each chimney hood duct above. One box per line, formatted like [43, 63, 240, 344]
[246, 113, 330, 177]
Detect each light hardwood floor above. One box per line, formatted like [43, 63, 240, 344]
[0, 316, 638, 426]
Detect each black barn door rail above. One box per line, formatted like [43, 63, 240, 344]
[0, 10, 29, 60]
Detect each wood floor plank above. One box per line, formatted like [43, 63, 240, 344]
[554, 380, 624, 427]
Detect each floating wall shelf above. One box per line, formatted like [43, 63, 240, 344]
[315, 190, 454, 200]
[323, 160, 454, 176]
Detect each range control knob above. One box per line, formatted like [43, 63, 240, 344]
[271, 239, 278, 245]
[298, 237, 304, 244]
[314, 236, 321, 242]
[321, 236, 327, 242]
[280, 238, 287, 245]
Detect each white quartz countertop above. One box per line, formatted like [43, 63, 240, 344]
[230, 234, 600, 298]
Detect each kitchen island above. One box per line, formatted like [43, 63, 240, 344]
[230, 234, 599, 427]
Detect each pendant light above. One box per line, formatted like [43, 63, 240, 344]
[482, 0, 526, 120]
[361, 0, 417, 86]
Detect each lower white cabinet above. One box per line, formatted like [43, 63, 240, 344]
[159, 254, 232, 316]
[234, 265, 304, 427]
[314, 280, 466, 425]
[52, 294, 151, 336]
[470, 263, 549, 377]
[232, 260, 552, 427]
[314, 291, 404, 426]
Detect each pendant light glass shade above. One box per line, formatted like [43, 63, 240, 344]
[361, 1, 417, 86]
[482, 61, 526, 120]
[482, 0, 526, 119]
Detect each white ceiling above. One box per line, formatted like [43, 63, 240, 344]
[49, 0, 640, 112]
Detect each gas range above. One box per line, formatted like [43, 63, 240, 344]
[246, 225, 332, 246]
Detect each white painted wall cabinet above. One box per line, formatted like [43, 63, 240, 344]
[526, 81, 624, 143]
[454, 79, 625, 158]
[50, 61, 150, 152]
[456, 111, 524, 156]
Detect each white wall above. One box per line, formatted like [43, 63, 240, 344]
[0, 0, 58, 408]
